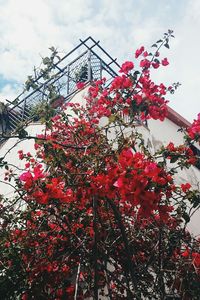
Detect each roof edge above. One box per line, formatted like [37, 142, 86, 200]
[167, 106, 191, 128]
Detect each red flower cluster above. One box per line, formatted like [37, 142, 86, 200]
[119, 61, 134, 74]
[188, 114, 200, 142]
[165, 142, 197, 165]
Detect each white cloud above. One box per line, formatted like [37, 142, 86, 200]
[164, 0, 200, 121]
[0, 83, 21, 103]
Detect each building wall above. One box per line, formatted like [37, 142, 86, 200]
[148, 118, 200, 236]
[0, 123, 44, 198]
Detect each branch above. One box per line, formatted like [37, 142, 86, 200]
[105, 197, 140, 298]
[93, 195, 99, 300]
[74, 263, 81, 300]
[1, 134, 89, 150]
[0, 179, 24, 198]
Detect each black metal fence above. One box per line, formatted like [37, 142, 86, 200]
[0, 37, 120, 140]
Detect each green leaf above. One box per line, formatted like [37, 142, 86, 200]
[18, 129, 28, 139]
[170, 156, 178, 163]
[177, 128, 183, 132]
[192, 195, 200, 208]
[49, 46, 56, 52]
[168, 29, 173, 34]
[12, 98, 19, 105]
[164, 43, 170, 49]
[0, 160, 7, 168]
[42, 57, 51, 65]
[182, 212, 190, 223]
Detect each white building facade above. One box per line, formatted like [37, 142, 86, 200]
[0, 38, 199, 238]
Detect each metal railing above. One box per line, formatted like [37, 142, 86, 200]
[0, 37, 120, 141]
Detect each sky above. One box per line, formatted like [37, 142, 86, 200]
[0, 0, 199, 122]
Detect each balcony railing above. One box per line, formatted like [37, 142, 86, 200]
[0, 37, 120, 143]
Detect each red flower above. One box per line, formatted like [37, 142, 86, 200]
[21, 293, 28, 300]
[152, 62, 160, 69]
[135, 46, 145, 58]
[181, 183, 191, 193]
[25, 163, 30, 169]
[187, 116, 200, 140]
[182, 248, 190, 258]
[66, 285, 75, 295]
[144, 162, 160, 177]
[166, 142, 175, 152]
[192, 252, 200, 269]
[33, 165, 44, 180]
[33, 190, 48, 204]
[140, 59, 151, 69]
[34, 143, 40, 150]
[161, 58, 169, 66]
[18, 150, 24, 160]
[56, 289, 63, 297]
[113, 177, 123, 188]
[19, 171, 33, 182]
[119, 61, 134, 74]
[76, 82, 85, 89]
[110, 75, 133, 90]
[143, 51, 148, 57]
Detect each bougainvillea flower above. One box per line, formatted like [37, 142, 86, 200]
[119, 61, 134, 74]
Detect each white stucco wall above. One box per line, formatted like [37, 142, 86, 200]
[0, 123, 44, 198]
[148, 118, 185, 146]
[148, 118, 200, 236]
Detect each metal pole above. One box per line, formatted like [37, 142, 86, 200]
[87, 50, 92, 82]
[67, 65, 70, 94]
[100, 60, 103, 80]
